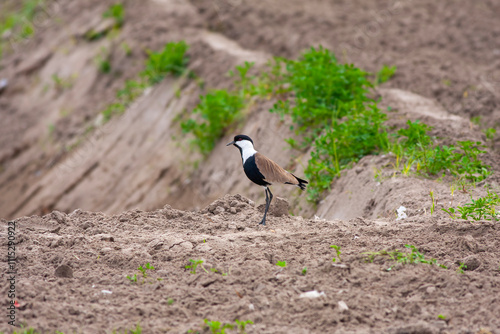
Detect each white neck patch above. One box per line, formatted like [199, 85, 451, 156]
[236, 140, 257, 164]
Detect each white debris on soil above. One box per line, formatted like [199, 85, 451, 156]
[101, 290, 112, 294]
[299, 291, 326, 299]
[396, 206, 407, 220]
[338, 301, 349, 312]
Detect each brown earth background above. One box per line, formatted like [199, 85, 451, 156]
[1, 0, 500, 333]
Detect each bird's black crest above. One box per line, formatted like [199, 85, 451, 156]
[233, 134, 253, 144]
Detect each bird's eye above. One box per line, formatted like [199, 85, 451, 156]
[237, 138, 242, 141]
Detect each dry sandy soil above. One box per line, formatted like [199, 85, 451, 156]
[1, 0, 500, 333]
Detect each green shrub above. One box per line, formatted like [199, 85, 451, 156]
[375, 65, 397, 84]
[181, 90, 244, 156]
[393, 120, 491, 181]
[442, 188, 500, 221]
[101, 41, 188, 122]
[142, 41, 189, 84]
[103, 3, 125, 28]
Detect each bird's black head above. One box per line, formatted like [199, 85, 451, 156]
[226, 134, 254, 147]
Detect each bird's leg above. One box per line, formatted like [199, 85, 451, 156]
[259, 187, 273, 226]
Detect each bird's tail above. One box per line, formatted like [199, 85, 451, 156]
[292, 174, 308, 190]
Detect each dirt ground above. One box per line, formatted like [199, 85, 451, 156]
[1, 0, 500, 333]
[3, 194, 500, 333]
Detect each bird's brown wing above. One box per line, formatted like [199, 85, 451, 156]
[254, 152, 299, 185]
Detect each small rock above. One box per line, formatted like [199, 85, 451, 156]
[100, 247, 113, 255]
[338, 300, 349, 312]
[463, 255, 481, 271]
[51, 211, 67, 224]
[299, 290, 326, 299]
[215, 206, 225, 215]
[95, 234, 114, 242]
[426, 286, 436, 294]
[229, 207, 237, 214]
[55, 264, 73, 278]
[180, 241, 194, 250]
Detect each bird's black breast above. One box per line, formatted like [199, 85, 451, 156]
[243, 155, 271, 187]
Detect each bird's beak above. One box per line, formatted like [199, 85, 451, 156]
[226, 140, 235, 146]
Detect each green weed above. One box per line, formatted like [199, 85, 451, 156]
[138, 262, 155, 278]
[185, 259, 208, 274]
[484, 127, 496, 141]
[457, 262, 467, 274]
[127, 263, 155, 283]
[330, 245, 342, 262]
[103, 3, 125, 28]
[363, 244, 447, 270]
[167, 298, 174, 305]
[126, 273, 137, 283]
[95, 47, 112, 74]
[0, 0, 43, 59]
[181, 90, 244, 156]
[52, 73, 76, 91]
[429, 190, 436, 215]
[393, 120, 491, 182]
[100, 41, 188, 122]
[437, 314, 447, 320]
[204, 320, 234, 334]
[142, 41, 189, 84]
[442, 188, 500, 221]
[203, 319, 253, 334]
[276, 260, 287, 268]
[301, 267, 307, 275]
[375, 65, 397, 85]
[111, 323, 142, 334]
[235, 320, 254, 334]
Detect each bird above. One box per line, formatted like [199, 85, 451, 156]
[226, 134, 308, 226]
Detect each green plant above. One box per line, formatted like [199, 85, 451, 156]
[138, 262, 155, 278]
[471, 116, 482, 126]
[185, 259, 208, 274]
[276, 260, 287, 268]
[484, 127, 496, 141]
[126, 273, 138, 283]
[202, 319, 253, 334]
[330, 245, 342, 262]
[301, 267, 307, 275]
[142, 41, 189, 84]
[457, 262, 467, 274]
[167, 298, 174, 305]
[429, 190, 436, 215]
[437, 314, 447, 320]
[0, 0, 44, 59]
[95, 47, 112, 74]
[393, 120, 491, 182]
[375, 65, 397, 85]
[52, 73, 76, 91]
[181, 89, 244, 156]
[204, 320, 234, 334]
[127, 263, 155, 283]
[100, 41, 188, 122]
[363, 244, 447, 270]
[111, 323, 142, 334]
[442, 188, 500, 221]
[103, 3, 125, 28]
[235, 319, 254, 334]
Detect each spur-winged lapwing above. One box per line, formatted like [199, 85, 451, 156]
[227, 134, 308, 226]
